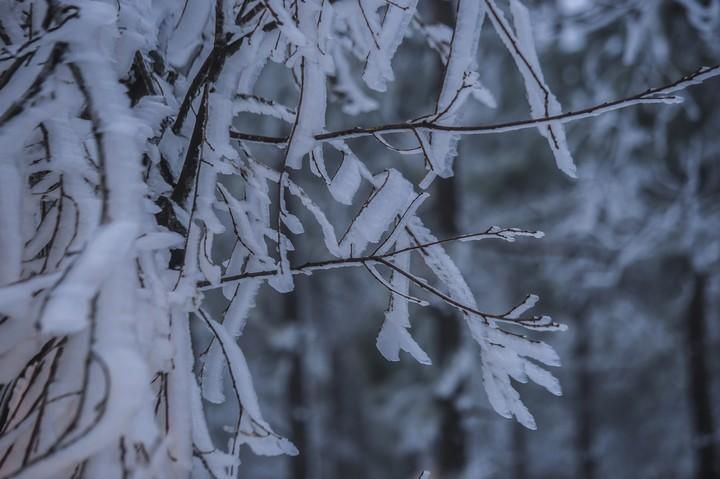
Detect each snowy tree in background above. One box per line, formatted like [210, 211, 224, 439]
[0, 0, 718, 477]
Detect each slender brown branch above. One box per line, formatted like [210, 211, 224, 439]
[172, 84, 211, 205]
[229, 64, 720, 145]
[198, 227, 539, 289]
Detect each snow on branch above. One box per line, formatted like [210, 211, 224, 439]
[229, 63, 720, 146]
[1, 0, 719, 477]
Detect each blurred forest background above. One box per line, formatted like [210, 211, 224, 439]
[202, 1, 720, 478]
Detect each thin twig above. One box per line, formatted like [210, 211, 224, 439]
[229, 64, 720, 145]
[198, 227, 539, 289]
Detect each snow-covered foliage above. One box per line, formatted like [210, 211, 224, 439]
[0, 1, 718, 477]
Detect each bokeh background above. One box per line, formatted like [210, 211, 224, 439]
[200, 1, 720, 477]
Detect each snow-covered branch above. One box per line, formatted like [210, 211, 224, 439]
[1, 0, 718, 477]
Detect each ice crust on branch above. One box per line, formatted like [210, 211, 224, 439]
[1, 0, 717, 476]
[486, 0, 578, 177]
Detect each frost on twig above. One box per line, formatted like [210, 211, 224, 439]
[1, 0, 718, 477]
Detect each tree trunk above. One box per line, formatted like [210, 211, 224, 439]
[430, 2, 466, 475]
[574, 305, 596, 479]
[685, 272, 718, 479]
[285, 287, 307, 479]
[512, 420, 528, 479]
[431, 5, 467, 475]
[329, 348, 367, 479]
[433, 155, 466, 478]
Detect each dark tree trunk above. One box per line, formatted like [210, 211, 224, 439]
[285, 287, 307, 479]
[434, 284, 466, 476]
[433, 147, 466, 478]
[512, 420, 528, 479]
[431, 5, 466, 474]
[685, 272, 717, 479]
[574, 305, 596, 479]
[424, 1, 468, 475]
[329, 348, 367, 479]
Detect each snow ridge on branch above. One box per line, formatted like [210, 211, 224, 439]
[1, 0, 719, 477]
